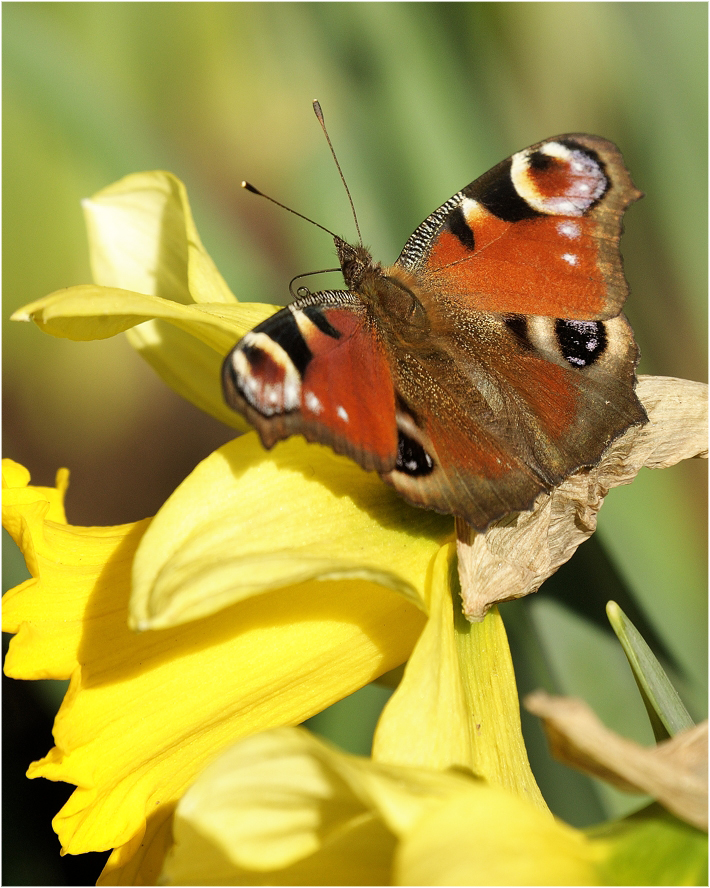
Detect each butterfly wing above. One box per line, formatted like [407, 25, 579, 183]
[378, 307, 645, 529]
[375, 133, 646, 526]
[395, 134, 642, 320]
[222, 290, 399, 472]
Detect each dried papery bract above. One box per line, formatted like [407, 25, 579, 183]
[456, 376, 708, 621]
[525, 691, 708, 832]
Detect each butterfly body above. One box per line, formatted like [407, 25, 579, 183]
[223, 134, 647, 530]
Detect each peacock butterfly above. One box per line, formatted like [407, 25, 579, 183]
[222, 108, 647, 531]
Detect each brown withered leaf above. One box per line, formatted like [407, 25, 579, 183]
[524, 690, 708, 831]
[456, 376, 708, 621]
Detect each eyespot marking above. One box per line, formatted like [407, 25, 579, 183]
[392, 407, 436, 477]
[395, 432, 435, 476]
[471, 158, 542, 222]
[555, 319, 608, 367]
[511, 140, 608, 216]
[230, 331, 302, 414]
[504, 314, 533, 351]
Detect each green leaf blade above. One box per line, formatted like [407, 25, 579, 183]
[607, 601, 694, 740]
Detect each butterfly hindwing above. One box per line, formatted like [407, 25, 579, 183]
[377, 304, 645, 526]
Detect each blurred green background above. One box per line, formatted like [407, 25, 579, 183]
[3, 3, 707, 884]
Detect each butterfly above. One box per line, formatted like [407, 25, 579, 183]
[222, 125, 647, 531]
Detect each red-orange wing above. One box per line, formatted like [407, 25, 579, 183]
[395, 134, 641, 320]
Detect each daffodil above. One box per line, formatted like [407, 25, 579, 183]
[156, 587, 707, 885]
[2, 449, 444, 883]
[155, 549, 708, 886]
[160, 726, 602, 886]
[159, 709, 707, 885]
[5, 170, 708, 884]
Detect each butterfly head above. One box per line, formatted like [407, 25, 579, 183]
[334, 236, 427, 332]
[334, 237, 378, 291]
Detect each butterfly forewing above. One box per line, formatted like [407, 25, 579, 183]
[395, 134, 642, 321]
[222, 291, 398, 472]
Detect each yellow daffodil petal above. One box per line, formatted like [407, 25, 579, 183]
[83, 170, 235, 305]
[131, 433, 453, 629]
[3, 461, 426, 880]
[373, 544, 473, 770]
[126, 318, 251, 430]
[36, 576, 424, 860]
[165, 806, 395, 886]
[454, 602, 547, 808]
[165, 729, 391, 880]
[99, 812, 175, 886]
[161, 727, 597, 887]
[2, 458, 66, 526]
[12, 168, 282, 425]
[395, 785, 603, 886]
[12, 286, 275, 428]
[2, 458, 146, 680]
[12, 287, 273, 350]
[374, 543, 546, 808]
[160, 727, 479, 885]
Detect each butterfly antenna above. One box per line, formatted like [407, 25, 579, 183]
[241, 181, 340, 241]
[312, 100, 362, 244]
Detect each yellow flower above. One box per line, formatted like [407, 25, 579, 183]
[6, 170, 707, 884]
[5, 172, 547, 882]
[160, 726, 602, 886]
[157, 522, 706, 886]
[11, 172, 273, 430]
[4, 447, 547, 882]
[3, 173, 445, 881]
[2, 451, 443, 883]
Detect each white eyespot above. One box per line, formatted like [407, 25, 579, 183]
[304, 390, 323, 414]
[233, 331, 302, 414]
[337, 406, 349, 423]
[538, 142, 574, 161]
[554, 199, 582, 216]
[511, 141, 607, 216]
[562, 253, 578, 266]
[557, 221, 581, 239]
[283, 380, 301, 410]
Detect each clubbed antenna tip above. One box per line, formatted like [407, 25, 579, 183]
[312, 100, 362, 244]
